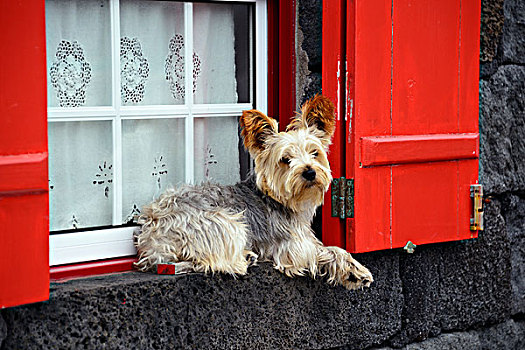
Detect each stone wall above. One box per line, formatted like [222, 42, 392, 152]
[1, 0, 523, 349]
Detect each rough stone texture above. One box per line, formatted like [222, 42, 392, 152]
[374, 319, 525, 350]
[387, 199, 511, 347]
[478, 318, 525, 350]
[479, 64, 525, 195]
[0, 314, 6, 349]
[298, 0, 321, 72]
[1, 255, 402, 350]
[297, 0, 322, 107]
[502, 194, 525, 315]
[501, 0, 525, 64]
[480, 0, 504, 63]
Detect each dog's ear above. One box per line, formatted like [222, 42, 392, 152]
[240, 109, 278, 154]
[287, 95, 336, 146]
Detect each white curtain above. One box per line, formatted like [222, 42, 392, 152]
[193, 3, 238, 104]
[122, 118, 185, 222]
[46, 0, 243, 229]
[49, 121, 114, 230]
[45, 0, 112, 107]
[194, 117, 240, 185]
[120, 0, 185, 105]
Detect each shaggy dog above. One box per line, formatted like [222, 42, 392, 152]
[134, 95, 373, 290]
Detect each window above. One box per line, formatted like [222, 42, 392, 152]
[47, 0, 268, 266]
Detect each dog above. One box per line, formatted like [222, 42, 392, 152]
[134, 95, 373, 290]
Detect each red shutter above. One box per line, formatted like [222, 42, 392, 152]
[0, 1, 49, 308]
[323, 0, 481, 252]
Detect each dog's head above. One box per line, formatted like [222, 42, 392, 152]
[240, 95, 335, 212]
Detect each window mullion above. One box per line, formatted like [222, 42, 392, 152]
[111, 0, 123, 225]
[184, 3, 194, 184]
[255, 0, 268, 114]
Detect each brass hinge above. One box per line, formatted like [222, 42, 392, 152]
[331, 177, 354, 219]
[470, 184, 484, 231]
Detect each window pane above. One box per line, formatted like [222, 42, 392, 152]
[45, 0, 112, 107]
[49, 121, 113, 231]
[194, 117, 240, 185]
[120, 0, 186, 106]
[122, 118, 185, 223]
[193, 3, 253, 104]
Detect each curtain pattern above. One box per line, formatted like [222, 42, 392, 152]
[46, 0, 243, 231]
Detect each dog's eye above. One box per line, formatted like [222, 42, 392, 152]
[280, 157, 291, 165]
[312, 151, 319, 157]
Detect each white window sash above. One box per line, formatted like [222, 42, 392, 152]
[49, 0, 268, 266]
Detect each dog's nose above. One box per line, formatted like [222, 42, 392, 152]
[302, 168, 316, 181]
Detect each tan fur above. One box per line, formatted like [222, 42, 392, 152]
[135, 95, 373, 290]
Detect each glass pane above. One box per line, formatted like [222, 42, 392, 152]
[193, 3, 253, 104]
[122, 118, 185, 223]
[49, 121, 113, 231]
[120, 0, 185, 106]
[194, 116, 240, 185]
[45, 0, 111, 107]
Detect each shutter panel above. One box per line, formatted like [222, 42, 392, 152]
[0, 1, 49, 308]
[322, 0, 481, 252]
[321, 0, 346, 247]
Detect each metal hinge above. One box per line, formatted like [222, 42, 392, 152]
[331, 177, 354, 219]
[470, 184, 484, 231]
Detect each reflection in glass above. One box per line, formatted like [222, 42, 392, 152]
[193, 2, 252, 104]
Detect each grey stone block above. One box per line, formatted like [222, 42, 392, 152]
[403, 332, 481, 350]
[502, 194, 525, 315]
[388, 199, 511, 347]
[298, 0, 322, 72]
[0, 314, 6, 349]
[479, 319, 525, 350]
[373, 331, 481, 350]
[480, 0, 504, 63]
[437, 199, 511, 331]
[1, 255, 402, 350]
[502, 0, 525, 64]
[480, 64, 525, 195]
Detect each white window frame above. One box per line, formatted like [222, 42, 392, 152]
[49, 0, 268, 266]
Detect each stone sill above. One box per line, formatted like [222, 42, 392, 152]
[2, 258, 402, 350]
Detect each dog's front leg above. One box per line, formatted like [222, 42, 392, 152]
[316, 245, 373, 290]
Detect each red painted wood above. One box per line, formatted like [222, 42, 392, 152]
[321, 0, 346, 247]
[277, 0, 296, 130]
[458, 159, 479, 240]
[0, 153, 49, 194]
[157, 263, 176, 275]
[344, 0, 356, 248]
[353, 167, 392, 252]
[360, 133, 479, 167]
[350, 0, 393, 252]
[392, 0, 461, 136]
[459, 0, 482, 133]
[267, 0, 279, 119]
[0, 0, 49, 308]
[392, 162, 459, 247]
[346, 0, 480, 252]
[50, 258, 137, 281]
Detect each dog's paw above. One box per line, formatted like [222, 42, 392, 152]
[245, 251, 258, 267]
[344, 259, 373, 290]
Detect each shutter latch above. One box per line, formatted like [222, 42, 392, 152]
[470, 184, 484, 231]
[331, 177, 354, 219]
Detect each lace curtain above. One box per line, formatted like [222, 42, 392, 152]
[46, 0, 243, 231]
